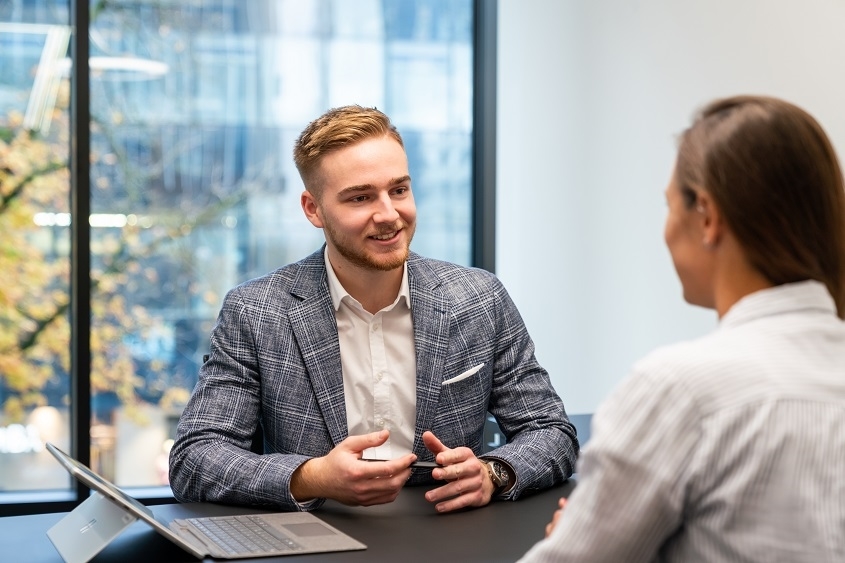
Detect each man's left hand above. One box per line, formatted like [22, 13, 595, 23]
[422, 430, 496, 513]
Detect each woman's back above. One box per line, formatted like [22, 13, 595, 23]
[635, 280, 845, 561]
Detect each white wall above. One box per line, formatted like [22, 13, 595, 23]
[496, 0, 845, 415]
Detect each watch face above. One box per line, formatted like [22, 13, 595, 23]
[490, 461, 510, 486]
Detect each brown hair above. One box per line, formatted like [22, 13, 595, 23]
[675, 95, 845, 318]
[293, 105, 404, 197]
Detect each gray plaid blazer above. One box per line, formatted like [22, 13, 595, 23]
[169, 248, 578, 510]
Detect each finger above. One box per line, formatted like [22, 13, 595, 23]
[344, 429, 390, 455]
[359, 456, 416, 479]
[434, 457, 483, 483]
[345, 470, 411, 506]
[545, 516, 556, 537]
[546, 514, 562, 538]
[435, 445, 476, 468]
[356, 484, 404, 506]
[431, 487, 483, 513]
[421, 430, 447, 454]
[435, 462, 460, 481]
[545, 509, 563, 535]
[425, 472, 483, 504]
[368, 471, 412, 490]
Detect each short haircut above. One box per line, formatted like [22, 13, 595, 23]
[293, 105, 404, 198]
[675, 95, 845, 318]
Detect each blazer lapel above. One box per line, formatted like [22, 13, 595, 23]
[407, 254, 450, 456]
[288, 251, 348, 447]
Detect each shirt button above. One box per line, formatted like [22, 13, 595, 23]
[376, 419, 384, 427]
[376, 372, 384, 381]
[371, 323, 380, 332]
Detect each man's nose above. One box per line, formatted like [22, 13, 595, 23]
[373, 193, 400, 223]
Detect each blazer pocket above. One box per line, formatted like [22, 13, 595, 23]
[442, 363, 485, 386]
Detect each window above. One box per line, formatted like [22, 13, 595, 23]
[0, 0, 494, 515]
[0, 17, 73, 502]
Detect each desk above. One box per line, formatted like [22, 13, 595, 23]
[0, 481, 574, 563]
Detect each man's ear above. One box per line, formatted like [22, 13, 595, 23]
[695, 192, 723, 248]
[301, 190, 324, 228]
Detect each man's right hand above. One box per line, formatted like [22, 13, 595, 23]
[290, 429, 416, 506]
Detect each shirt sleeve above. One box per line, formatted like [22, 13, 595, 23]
[519, 362, 701, 563]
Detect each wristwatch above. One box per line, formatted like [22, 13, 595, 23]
[481, 458, 512, 495]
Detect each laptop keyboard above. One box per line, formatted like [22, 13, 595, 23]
[188, 515, 304, 555]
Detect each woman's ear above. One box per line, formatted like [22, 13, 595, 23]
[695, 192, 723, 249]
[301, 190, 324, 228]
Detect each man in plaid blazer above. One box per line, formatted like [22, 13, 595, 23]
[169, 105, 579, 513]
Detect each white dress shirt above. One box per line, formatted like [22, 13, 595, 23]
[324, 249, 417, 459]
[520, 280, 845, 562]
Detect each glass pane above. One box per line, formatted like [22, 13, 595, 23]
[88, 0, 473, 491]
[0, 4, 73, 496]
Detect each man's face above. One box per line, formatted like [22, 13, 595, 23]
[301, 135, 416, 272]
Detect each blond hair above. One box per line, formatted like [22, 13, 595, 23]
[293, 105, 404, 197]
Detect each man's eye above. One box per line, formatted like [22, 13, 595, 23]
[350, 195, 368, 202]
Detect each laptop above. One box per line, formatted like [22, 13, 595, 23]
[45, 443, 367, 561]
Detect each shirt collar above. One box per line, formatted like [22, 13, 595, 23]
[324, 246, 410, 312]
[719, 280, 837, 330]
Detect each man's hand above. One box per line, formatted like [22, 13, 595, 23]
[422, 430, 496, 513]
[290, 430, 415, 506]
[545, 497, 568, 537]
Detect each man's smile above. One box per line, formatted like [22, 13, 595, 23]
[370, 231, 399, 241]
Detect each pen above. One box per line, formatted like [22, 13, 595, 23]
[362, 458, 441, 469]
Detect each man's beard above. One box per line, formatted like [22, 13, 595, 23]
[324, 220, 415, 271]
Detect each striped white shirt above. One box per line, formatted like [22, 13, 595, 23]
[520, 280, 845, 562]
